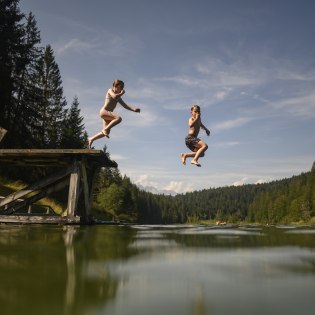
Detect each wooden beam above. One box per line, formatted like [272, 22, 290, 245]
[67, 162, 81, 217]
[3, 179, 69, 215]
[0, 166, 73, 208]
[0, 215, 81, 224]
[0, 127, 7, 143]
[0, 149, 118, 224]
[80, 159, 91, 220]
[0, 149, 118, 168]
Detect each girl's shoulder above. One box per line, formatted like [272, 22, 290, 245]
[106, 88, 114, 97]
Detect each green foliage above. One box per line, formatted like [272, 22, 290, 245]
[0, 1, 88, 182]
[135, 162, 315, 225]
[92, 146, 139, 222]
[60, 96, 87, 148]
[248, 170, 315, 224]
[0, 1, 87, 151]
[1, 1, 314, 225]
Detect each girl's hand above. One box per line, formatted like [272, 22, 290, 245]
[134, 108, 140, 113]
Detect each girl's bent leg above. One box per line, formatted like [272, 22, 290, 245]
[88, 132, 106, 148]
[103, 116, 122, 133]
[100, 110, 122, 135]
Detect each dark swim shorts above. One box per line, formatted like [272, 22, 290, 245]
[185, 135, 200, 152]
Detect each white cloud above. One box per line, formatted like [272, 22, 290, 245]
[233, 177, 249, 186]
[57, 38, 92, 55]
[159, 75, 205, 87]
[212, 141, 241, 148]
[255, 178, 270, 185]
[164, 181, 194, 194]
[195, 57, 261, 87]
[118, 105, 157, 128]
[110, 154, 129, 161]
[134, 174, 159, 189]
[270, 91, 315, 118]
[213, 117, 252, 132]
[55, 31, 144, 57]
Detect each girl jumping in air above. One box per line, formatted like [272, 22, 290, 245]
[88, 80, 140, 148]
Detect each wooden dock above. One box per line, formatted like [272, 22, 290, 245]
[0, 149, 117, 224]
[0, 127, 7, 143]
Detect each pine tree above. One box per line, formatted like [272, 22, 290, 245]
[60, 96, 87, 148]
[12, 12, 42, 147]
[33, 45, 67, 148]
[0, 0, 25, 144]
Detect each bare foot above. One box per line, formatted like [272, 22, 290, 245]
[191, 160, 201, 167]
[102, 129, 110, 138]
[181, 153, 186, 165]
[87, 138, 93, 149]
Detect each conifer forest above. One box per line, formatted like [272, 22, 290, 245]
[1, 0, 314, 224]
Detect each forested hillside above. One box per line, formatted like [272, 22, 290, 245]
[91, 158, 315, 224]
[134, 162, 315, 224]
[1, 1, 314, 225]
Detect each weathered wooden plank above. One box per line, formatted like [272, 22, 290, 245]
[67, 162, 81, 217]
[0, 149, 117, 168]
[0, 215, 81, 224]
[0, 149, 118, 224]
[0, 149, 99, 155]
[80, 160, 91, 219]
[0, 128, 7, 143]
[2, 179, 69, 215]
[0, 166, 73, 208]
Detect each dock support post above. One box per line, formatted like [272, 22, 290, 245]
[0, 127, 7, 143]
[80, 159, 91, 223]
[0, 149, 117, 224]
[67, 162, 81, 217]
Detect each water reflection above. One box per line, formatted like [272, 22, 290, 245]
[0, 225, 137, 315]
[63, 226, 76, 315]
[0, 224, 315, 315]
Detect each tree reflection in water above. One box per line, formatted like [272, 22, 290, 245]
[1, 224, 315, 315]
[0, 225, 137, 315]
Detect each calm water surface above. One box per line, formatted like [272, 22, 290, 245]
[1, 224, 315, 315]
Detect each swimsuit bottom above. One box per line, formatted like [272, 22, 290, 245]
[185, 135, 200, 152]
[99, 108, 113, 117]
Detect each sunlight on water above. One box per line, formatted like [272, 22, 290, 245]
[1, 224, 315, 315]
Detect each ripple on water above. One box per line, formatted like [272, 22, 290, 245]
[177, 226, 264, 236]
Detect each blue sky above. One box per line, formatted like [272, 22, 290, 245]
[19, 0, 315, 194]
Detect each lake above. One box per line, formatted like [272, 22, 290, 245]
[1, 224, 315, 315]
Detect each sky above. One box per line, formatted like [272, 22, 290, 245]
[19, 0, 315, 194]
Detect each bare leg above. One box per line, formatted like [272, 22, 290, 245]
[87, 132, 105, 149]
[99, 109, 122, 136]
[181, 152, 195, 165]
[102, 119, 111, 138]
[191, 141, 208, 167]
[103, 116, 122, 134]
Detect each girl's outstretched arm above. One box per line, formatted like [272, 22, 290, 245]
[118, 98, 140, 112]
